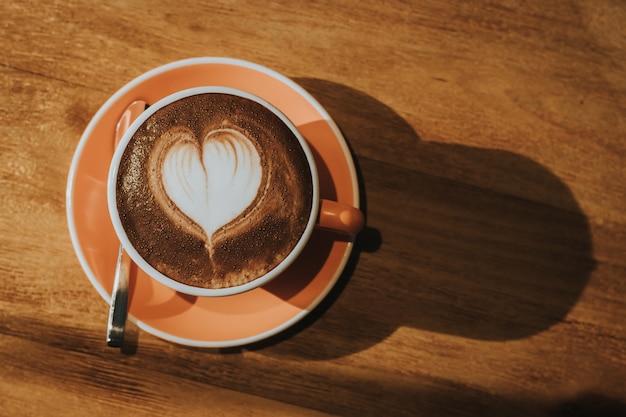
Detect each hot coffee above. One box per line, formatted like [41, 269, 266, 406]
[115, 93, 314, 289]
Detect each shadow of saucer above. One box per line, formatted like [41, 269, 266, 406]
[550, 393, 626, 417]
[249, 78, 596, 360]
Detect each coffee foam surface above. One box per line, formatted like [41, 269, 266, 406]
[116, 93, 313, 289]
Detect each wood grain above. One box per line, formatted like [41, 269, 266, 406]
[2, 0, 625, 416]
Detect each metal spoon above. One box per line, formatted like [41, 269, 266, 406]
[106, 100, 147, 347]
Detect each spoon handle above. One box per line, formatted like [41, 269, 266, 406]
[106, 245, 130, 347]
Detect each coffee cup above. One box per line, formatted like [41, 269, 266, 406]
[108, 86, 364, 297]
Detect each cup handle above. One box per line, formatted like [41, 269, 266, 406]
[317, 199, 365, 236]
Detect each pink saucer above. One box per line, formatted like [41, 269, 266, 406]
[66, 58, 360, 347]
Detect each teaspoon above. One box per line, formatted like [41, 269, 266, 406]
[106, 100, 147, 347]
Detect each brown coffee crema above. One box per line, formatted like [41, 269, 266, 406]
[116, 93, 314, 289]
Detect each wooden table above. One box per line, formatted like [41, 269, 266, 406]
[2, 1, 625, 416]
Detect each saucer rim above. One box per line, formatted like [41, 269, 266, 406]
[66, 57, 360, 347]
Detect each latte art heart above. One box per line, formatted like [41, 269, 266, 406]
[150, 127, 264, 255]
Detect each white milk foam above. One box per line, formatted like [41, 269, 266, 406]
[161, 128, 262, 247]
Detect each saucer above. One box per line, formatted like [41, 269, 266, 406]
[66, 57, 360, 347]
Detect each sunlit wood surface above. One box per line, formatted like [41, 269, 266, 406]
[2, 1, 625, 416]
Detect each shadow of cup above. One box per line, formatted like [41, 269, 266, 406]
[251, 78, 596, 360]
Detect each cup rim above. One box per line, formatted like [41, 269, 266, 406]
[107, 86, 320, 297]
